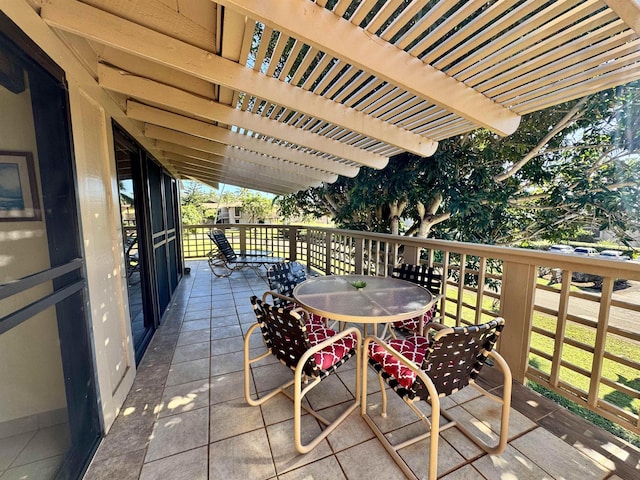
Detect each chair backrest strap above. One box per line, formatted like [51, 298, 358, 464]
[209, 229, 237, 262]
[392, 263, 442, 295]
[414, 318, 505, 399]
[250, 296, 319, 377]
[266, 261, 308, 305]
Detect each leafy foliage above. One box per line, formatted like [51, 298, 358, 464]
[276, 82, 640, 245]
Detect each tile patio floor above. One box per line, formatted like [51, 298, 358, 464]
[83, 260, 640, 480]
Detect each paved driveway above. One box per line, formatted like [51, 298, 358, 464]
[535, 280, 640, 332]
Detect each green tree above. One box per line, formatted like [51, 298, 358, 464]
[181, 203, 203, 227]
[239, 189, 276, 222]
[277, 82, 640, 245]
[181, 181, 209, 206]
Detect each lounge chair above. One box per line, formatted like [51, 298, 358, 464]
[207, 228, 282, 277]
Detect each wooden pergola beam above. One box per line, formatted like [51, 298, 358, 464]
[97, 63, 385, 170]
[217, 0, 521, 137]
[41, 0, 433, 157]
[127, 101, 353, 178]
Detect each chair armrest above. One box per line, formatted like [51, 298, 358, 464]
[430, 293, 444, 305]
[262, 290, 295, 304]
[426, 322, 448, 332]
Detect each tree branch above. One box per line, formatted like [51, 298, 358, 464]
[494, 95, 592, 182]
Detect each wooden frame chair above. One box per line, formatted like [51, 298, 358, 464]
[388, 263, 443, 337]
[363, 319, 512, 480]
[245, 296, 361, 454]
[207, 228, 281, 277]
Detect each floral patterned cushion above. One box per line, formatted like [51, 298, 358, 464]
[283, 303, 326, 327]
[368, 334, 430, 388]
[308, 327, 358, 370]
[391, 305, 436, 333]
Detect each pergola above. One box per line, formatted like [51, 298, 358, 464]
[41, 0, 640, 194]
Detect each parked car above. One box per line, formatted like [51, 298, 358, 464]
[598, 250, 630, 261]
[573, 247, 598, 256]
[549, 244, 574, 254]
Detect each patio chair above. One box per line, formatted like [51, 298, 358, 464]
[207, 228, 282, 277]
[362, 318, 512, 480]
[245, 296, 361, 454]
[124, 234, 140, 281]
[388, 263, 443, 337]
[266, 261, 327, 327]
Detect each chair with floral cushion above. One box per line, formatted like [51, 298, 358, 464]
[244, 296, 361, 454]
[389, 263, 443, 337]
[362, 318, 511, 480]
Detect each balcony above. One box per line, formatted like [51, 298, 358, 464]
[84, 225, 640, 479]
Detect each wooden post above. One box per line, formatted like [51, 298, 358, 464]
[288, 227, 298, 261]
[239, 226, 247, 253]
[403, 245, 420, 265]
[499, 260, 537, 384]
[325, 232, 332, 275]
[354, 237, 364, 274]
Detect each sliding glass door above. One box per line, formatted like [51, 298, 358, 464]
[114, 126, 182, 363]
[0, 13, 100, 479]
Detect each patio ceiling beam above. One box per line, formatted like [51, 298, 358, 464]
[604, 0, 640, 36]
[165, 158, 301, 194]
[126, 101, 355, 178]
[41, 0, 432, 158]
[172, 165, 294, 195]
[144, 124, 338, 183]
[97, 63, 383, 170]
[147, 126, 329, 186]
[162, 152, 298, 195]
[155, 141, 321, 190]
[217, 0, 521, 137]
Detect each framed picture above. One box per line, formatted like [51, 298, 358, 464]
[0, 150, 41, 221]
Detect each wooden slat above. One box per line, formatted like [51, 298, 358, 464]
[455, 0, 615, 85]
[253, 25, 273, 72]
[219, 0, 521, 136]
[98, 64, 384, 169]
[486, 29, 636, 98]
[442, 1, 584, 76]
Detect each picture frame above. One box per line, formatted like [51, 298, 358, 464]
[0, 150, 41, 221]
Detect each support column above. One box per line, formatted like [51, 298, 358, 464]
[499, 261, 537, 383]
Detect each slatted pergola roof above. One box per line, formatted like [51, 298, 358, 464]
[40, 0, 640, 195]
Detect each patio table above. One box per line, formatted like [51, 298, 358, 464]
[292, 274, 433, 335]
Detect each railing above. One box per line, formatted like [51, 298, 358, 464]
[182, 223, 640, 436]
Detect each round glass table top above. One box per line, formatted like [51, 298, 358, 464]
[292, 275, 433, 323]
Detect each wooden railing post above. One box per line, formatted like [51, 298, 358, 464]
[288, 227, 298, 261]
[354, 237, 364, 274]
[325, 232, 332, 275]
[239, 226, 247, 253]
[403, 245, 420, 265]
[499, 260, 537, 384]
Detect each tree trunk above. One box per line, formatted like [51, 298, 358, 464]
[389, 199, 407, 235]
[416, 193, 451, 237]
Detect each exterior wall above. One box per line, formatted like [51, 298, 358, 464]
[1, 1, 160, 432]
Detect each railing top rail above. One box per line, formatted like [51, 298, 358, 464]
[183, 224, 640, 280]
[297, 226, 640, 281]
